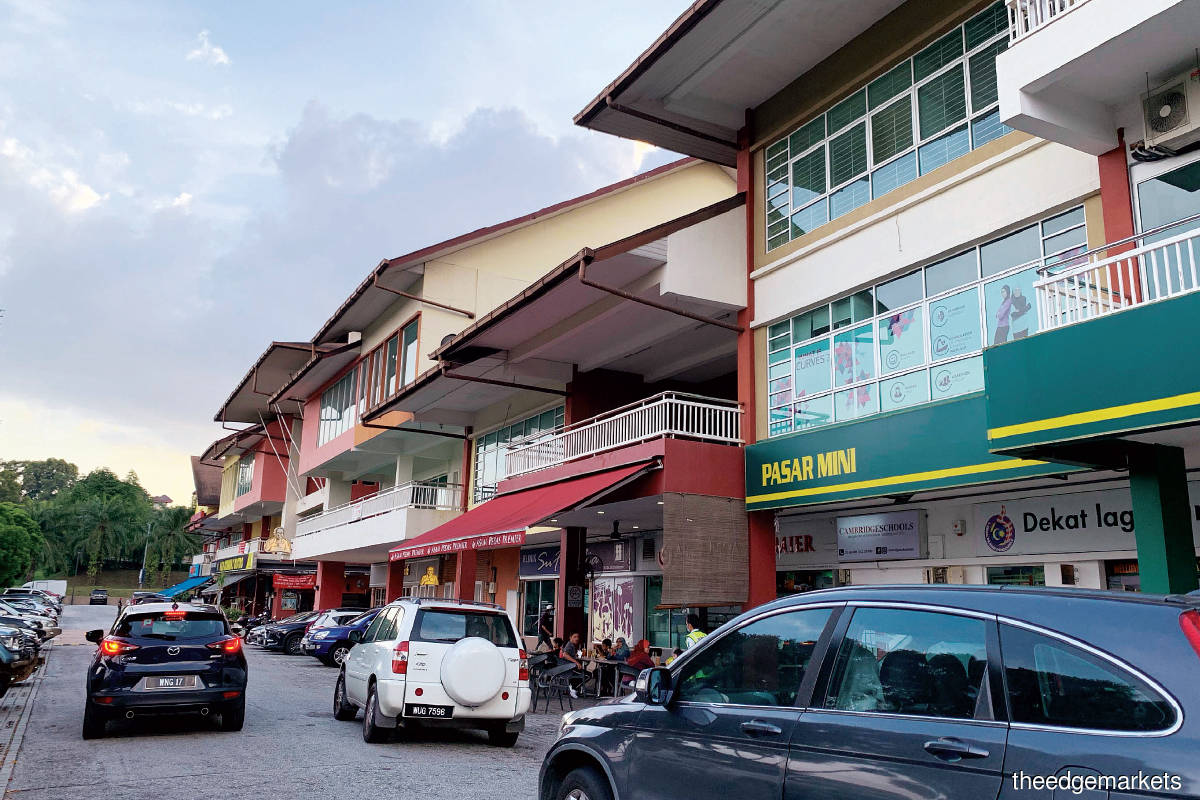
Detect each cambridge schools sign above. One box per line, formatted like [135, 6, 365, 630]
[746, 395, 1079, 511]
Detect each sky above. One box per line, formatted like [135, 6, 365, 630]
[0, 0, 689, 504]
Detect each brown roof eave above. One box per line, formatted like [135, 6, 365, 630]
[268, 340, 361, 406]
[212, 341, 315, 423]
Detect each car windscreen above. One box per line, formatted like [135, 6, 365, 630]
[114, 611, 227, 640]
[347, 609, 378, 626]
[412, 609, 518, 648]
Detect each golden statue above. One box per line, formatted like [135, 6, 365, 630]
[418, 566, 439, 586]
[262, 526, 292, 556]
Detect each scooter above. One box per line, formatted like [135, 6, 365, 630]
[233, 613, 268, 639]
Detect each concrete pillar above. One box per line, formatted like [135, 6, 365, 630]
[270, 589, 284, 620]
[555, 527, 587, 639]
[386, 559, 405, 603]
[280, 416, 303, 540]
[745, 511, 776, 611]
[314, 561, 346, 610]
[454, 550, 477, 602]
[394, 457, 413, 489]
[1129, 444, 1197, 594]
[326, 479, 353, 508]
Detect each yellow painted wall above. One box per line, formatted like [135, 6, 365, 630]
[217, 457, 238, 518]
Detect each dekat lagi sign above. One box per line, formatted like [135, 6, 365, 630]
[836, 511, 923, 562]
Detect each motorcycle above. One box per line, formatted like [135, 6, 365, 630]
[232, 613, 269, 639]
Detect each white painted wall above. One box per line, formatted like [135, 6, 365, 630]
[662, 207, 746, 309]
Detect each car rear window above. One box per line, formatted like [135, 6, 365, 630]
[115, 611, 227, 640]
[412, 609, 517, 648]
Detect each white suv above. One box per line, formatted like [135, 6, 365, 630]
[334, 598, 530, 746]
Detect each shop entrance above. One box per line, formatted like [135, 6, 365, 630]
[522, 579, 555, 638]
[776, 568, 838, 597]
[986, 565, 1045, 586]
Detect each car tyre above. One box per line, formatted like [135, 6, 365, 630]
[81, 702, 106, 740]
[556, 767, 612, 800]
[333, 672, 357, 721]
[220, 697, 246, 732]
[362, 685, 388, 743]
[284, 633, 303, 655]
[487, 724, 519, 748]
[329, 643, 352, 666]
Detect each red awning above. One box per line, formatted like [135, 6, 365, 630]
[389, 462, 655, 561]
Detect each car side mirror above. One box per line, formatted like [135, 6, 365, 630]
[85, 629, 104, 644]
[348, 630, 363, 643]
[635, 667, 673, 706]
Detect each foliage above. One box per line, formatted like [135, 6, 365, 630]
[48, 468, 152, 580]
[146, 505, 200, 588]
[0, 503, 45, 585]
[0, 465, 20, 503]
[17, 458, 79, 501]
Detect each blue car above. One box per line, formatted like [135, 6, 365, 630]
[301, 607, 380, 666]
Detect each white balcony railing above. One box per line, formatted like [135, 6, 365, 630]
[504, 391, 742, 479]
[214, 538, 262, 563]
[1006, 0, 1090, 41]
[295, 481, 464, 539]
[1035, 215, 1200, 331]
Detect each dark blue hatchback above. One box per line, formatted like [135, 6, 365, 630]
[83, 602, 248, 738]
[540, 585, 1200, 800]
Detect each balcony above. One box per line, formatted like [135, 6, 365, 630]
[997, 0, 1200, 154]
[504, 392, 742, 479]
[291, 480, 465, 563]
[214, 538, 263, 564]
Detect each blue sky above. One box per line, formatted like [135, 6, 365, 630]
[0, 0, 688, 502]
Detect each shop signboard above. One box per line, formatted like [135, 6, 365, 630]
[835, 511, 923, 562]
[518, 541, 634, 579]
[587, 540, 633, 573]
[272, 573, 316, 589]
[776, 516, 839, 568]
[972, 483, 1200, 557]
[217, 552, 254, 573]
[519, 546, 560, 578]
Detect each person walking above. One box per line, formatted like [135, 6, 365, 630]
[684, 613, 707, 649]
[537, 604, 555, 651]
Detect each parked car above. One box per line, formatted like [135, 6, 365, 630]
[0, 600, 60, 639]
[4, 588, 63, 613]
[20, 580, 67, 599]
[0, 624, 39, 699]
[263, 608, 363, 655]
[129, 592, 172, 605]
[539, 585, 1200, 800]
[334, 598, 529, 747]
[82, 602, 248, 739]
[90, 589, 108, 605]
[0, 614, 45, 643]
[6, 598, 58, 621]
[302, 608, 381, 666]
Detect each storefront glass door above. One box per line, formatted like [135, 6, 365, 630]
[522, 579, 555, 637]
[645, 576, 686, 650]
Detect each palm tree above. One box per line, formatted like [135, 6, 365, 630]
[146, 506, 199, 588]
[75, 494, 141, 583]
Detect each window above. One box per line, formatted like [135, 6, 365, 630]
[472, 406, 565, 502]
[366, 606, 401, 642]
[412, 609, 517, 648]
[765, 2, 1012, 251]
[523, 579, 556, 637]
[824, 607, 987, 719]
[765, 206, 1085, 436]
[115, 611, 226, 639]
[675, 608, 831, 707]
[401, 320, 419, 387]
[317, 370, 356, 446]
[361, 318, 420, 413]
[1000, 624, 1175, 732]
[235, 454, 254, 496]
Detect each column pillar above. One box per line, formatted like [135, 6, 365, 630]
[270, 589, 284, 620]
[746, 511, 776, 610]
[454, 549, 477, 601]
[314, 560, 345, 610]
[386, 559, 406, 603]
[1129, 444, 1197, 594]
[555, 527, 587, 639]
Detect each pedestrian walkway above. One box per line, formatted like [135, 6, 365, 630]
[0, 643, 52, 795]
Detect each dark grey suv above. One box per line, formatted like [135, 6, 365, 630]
[540, 585, 1200, 800]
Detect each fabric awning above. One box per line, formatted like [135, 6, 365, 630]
[160, 575, 212, 597]
[389, 462, 655, 561]
[199, 572, 254, 594]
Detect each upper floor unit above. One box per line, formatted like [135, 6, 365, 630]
[997, 0, 1200, 155]
[212, 420, 290, 521]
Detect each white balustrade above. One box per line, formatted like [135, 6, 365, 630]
[1006, 0, 1090, 41]
[504, 392, 742, 478]
[294, 481, 463, 538]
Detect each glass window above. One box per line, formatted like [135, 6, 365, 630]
[929, 287, 981, 360]
[318, 370, 356, 445]
[832, 290, 874, 328]
[869, 62, 912, 109]
[824, 607, 987, 718]
[879, 306, 925, 374]
[791, 148, 826, 208]
[235, 454, 254, 497]
[918, 125, 970, 174]
[792, 306, 830, 341]
[830, 178, 870, 220]
[789, 117, 825, 153]
[1137, 160, 1200, 234]
[830, 124, 867, 187]
[363, 607, 393, 642]
[930, 355, 984, 399]
[675, 608, 832, 707]
[926, 251, 978, 296]
[872, 152, 918, 199]
[645, 576, 687, 650]
[116, 611, 226, 639]
[984, 267, 1039, 345]
[969, 39, 1006, 109]
[913, 29, 963, 82]
[833, 323, 875, 387]
[401, 320, 419, 386]
[828, 90, 866, 134]
[794, 394, 833, 431]
[384, 336, 398, 397]
[1042, 206, 1085, 237]
[881, 371, 930, 411]
[794, 339, 832, 399]
[971, 109, 1011, 148]
[413, 609, 517, 647]
[965, 0, 1008, 48]
[473, 406, 565, 501]
[981, 224, 1040, 276]
[835, 385, 878, 421]
[876, 271, 923, 313]
[918, 65, 967, 140]
[790, 200, 829, 239]
[1000, 624, 1175, 732]
[871, 97, 913, 164]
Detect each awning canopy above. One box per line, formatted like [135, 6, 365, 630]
[199, 572, 254, 594]
[160, 575, 211, 598]
[389, 462, 655, 561]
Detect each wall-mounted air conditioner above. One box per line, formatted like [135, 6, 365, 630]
[1136, 68, 1200, 158]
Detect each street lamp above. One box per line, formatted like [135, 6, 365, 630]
[138, 520, 151, 589]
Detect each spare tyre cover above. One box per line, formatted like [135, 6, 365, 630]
[440, 636, 505, 706]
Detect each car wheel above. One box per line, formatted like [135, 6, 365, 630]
[220, 697, 246, 732]
[333, 673, 357, 721]
[330, 643, 352, 666]
[362, 685, 389, 743]
[487, 725, 519, 748]
[81, 701, 106, 740]
[284, 633, 303, 655]
[556, 767, 612, 800]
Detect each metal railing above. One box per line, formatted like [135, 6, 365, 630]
[1035, 215, 1200, 331]
[1006, 0, 1090, 41]
[295, 480, 464, 538]
[504, 391, 742, 478]
[214, 538, 262, 562]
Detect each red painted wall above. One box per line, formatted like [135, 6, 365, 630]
[566, 368, 737, 425]
[297, 367, 358, 476]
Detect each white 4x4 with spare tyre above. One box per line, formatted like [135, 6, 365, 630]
[334, 598, 530, 746]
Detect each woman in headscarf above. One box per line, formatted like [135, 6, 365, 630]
[625, 639, 655, 671]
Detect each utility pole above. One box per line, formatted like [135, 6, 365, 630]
[139, 520, 151, 589]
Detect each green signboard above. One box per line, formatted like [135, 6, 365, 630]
[745, 394, 1076, 511]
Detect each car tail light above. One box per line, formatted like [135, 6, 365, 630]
[1180, 610, 1200, 658]
[164, 609, 186, 620]
[207, 637, 242, 654]
[391, 641, 409, 675]
[518, 649, 529, 682]
[99, 637, 139, 656]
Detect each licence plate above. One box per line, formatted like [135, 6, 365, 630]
[148, 675, 197, 690]
[405, 703, 454, 719]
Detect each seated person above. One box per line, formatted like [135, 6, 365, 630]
[626, 639, 655, 671]
[665, 647, 683, 665]
[611, 637, 630, 660]
[560, 632, 588, 698]
[595, 638, 613, 659]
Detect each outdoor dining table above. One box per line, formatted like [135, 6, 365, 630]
[581, 657, 628, 698]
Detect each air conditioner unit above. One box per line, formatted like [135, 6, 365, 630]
[1141, 69, 1200, 153]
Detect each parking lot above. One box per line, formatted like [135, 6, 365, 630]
[3, 606, 571, 800]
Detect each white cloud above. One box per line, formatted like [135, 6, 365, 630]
[186, 29, 231, 66]
[1, 135, 105, 212]
[153, 191, 193, 212]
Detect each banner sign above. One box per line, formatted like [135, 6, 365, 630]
[836, 511, 923, 562]
[519, 541, 634, 578]
[587, 540, 633, 573]
[272, 573, 316, 589]
[520, 546, 560, 578]
[217, 552, 254, 572]
[391, 531, 525, 561]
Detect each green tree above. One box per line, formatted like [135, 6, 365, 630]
[146, 506, 199, 588]
[0, 503, 44, 585]
[57, 469, 151, 582]
[0, 465, 20, 504]
[18, 458, 78, 501]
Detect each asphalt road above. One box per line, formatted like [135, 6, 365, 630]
[5, 605, 569, 800]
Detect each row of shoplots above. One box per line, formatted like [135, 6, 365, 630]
[190, 0, 1200, 636]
